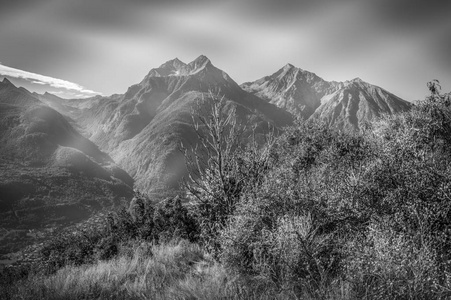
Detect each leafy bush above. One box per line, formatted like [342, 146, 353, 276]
[153, 195, 199, 242]
[219, 121, 366, 297]
[345, 220, 439, 299]
[336, 83, 451, 298]
[217, 82, 451, 298]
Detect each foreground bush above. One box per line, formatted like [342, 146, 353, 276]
[220, 121, 367, 298]
[218, 82, 451, 298]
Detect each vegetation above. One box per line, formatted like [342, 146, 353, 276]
[2, 82, 451, 299]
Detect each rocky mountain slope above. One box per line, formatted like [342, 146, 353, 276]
[309, 78, 412, 131]
[242, 64, 340, 117]
[39, 56, 293, 193]
[0, 78, 133, 238]
[242, 64, 412, 130]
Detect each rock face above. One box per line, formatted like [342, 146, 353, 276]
[309, 78, 412, 131]
[40, 56, 292, 193]
[241, 64, 340, 118]
[242, 65, 412, 130]
[0, 79, 133, 231]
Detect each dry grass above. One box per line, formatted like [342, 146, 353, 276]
[6, 241, 243, 299]
[6, 240, 350, 300]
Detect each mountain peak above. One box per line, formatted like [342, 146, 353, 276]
[344, 77, 372, 89]
[147, 58, 187, 77]
[146, 56, 215, 79]
[188, 55, 212, 72]
[43, 91, 61, 98]
[193, 54, 210, 64]
[283, 63, 296, 70]
[159, 58, 187, 69]
[1, 77, 15, 87]
[276, 63, 322, 83]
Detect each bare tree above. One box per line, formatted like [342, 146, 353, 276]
[181, 90, 245, 253]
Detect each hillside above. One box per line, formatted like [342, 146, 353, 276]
[0, 79, 133, 254]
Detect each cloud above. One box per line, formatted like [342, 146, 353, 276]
[0, 63, 100, 97]
[0, 0, 449, 101]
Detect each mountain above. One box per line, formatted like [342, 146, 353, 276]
[0, 78, 133, 250]
[242, 64, 412, 130]
[26, 58, 412, 195]
[48, 56, 293, 193]
[241, 64, 340, 117]
[309, 78, 412, 131]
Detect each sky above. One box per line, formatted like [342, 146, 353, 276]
[0, 0, 450, 100]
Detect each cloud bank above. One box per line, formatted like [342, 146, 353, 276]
[0, 0, 450, 101]
[0, 63, 100, 98]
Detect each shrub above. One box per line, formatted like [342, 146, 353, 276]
[219, 85, 451, 297]
[345, 220, 440, 299]
[34, 192, 199, 275]
[219, 121, 370, 298]
[153, 195, 199, 243]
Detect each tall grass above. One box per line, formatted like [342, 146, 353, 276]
[6, 240, 352, 299]
[2, 241, 275, 299]
[7, 241, 208, 299]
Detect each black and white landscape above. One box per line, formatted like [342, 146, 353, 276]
[1, 1, 450, 299]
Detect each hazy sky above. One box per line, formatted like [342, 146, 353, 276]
[0, 0, 450, 100]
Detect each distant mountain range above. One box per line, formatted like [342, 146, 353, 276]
[32, 56, 293, 193]
[0, 56, 412, 242]
[242, 64, 411, 131]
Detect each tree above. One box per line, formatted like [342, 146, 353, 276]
[181, 91, 245, 253]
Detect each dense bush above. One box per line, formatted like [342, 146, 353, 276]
[38, 226, 105, 274]
[188, 83, 451, 298]
[153, 195, 199, 242]
[342, 83, 451, 298]
[35, 192, 199, 275]
[220, 121, 368, 297]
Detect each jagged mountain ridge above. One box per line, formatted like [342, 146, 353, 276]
[242, 64, 412, 130]
[31, 56, 412, 192]
[242, 64, 340, 117]
[0, 78, 133, 234]
[44, 55, 293, 193]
